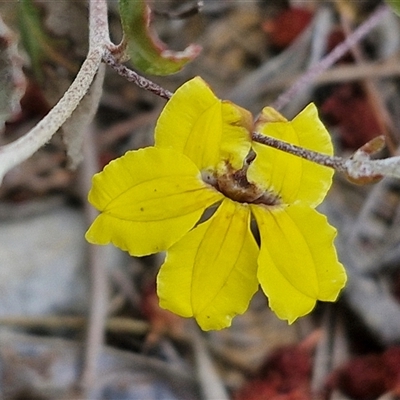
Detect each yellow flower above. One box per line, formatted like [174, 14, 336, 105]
[86, 77, 347, 330]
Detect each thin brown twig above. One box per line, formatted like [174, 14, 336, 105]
[251, 132, 347, 172]
[103, 50, 173, 100]
[271, 4, 391, 111]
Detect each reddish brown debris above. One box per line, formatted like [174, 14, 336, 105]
[325, 346, 400, 399]
[234, 338, 317, 400]
[262, 7, 314, 49]
[18, 81, 51, 120]
[321, 83, 382, 150]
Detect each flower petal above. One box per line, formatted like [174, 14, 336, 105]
[86, 147, 222, 256]
[247, 103, 334, 207]
[157, 199, 259, 330]
[155, 76, 252, 171]
[252, 204, 346, 323]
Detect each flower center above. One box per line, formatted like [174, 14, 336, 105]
[202, 163, 282, 206]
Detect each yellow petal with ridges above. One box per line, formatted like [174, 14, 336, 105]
[157, 199, 259, 330]
[155, 77, 252, 171]
[247, 103, 334, 207]
[251, 204, 346, 323]
[219, 100, 253, 170]
[86, 147, 222, 256]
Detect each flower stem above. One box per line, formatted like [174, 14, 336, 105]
[251, 132, 347, 172]
[252, 132, 400, 181]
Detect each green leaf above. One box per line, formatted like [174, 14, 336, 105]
[18, 0, 46, 81]
[387, 0, 400, 16]
[118, 0, 201, 75]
